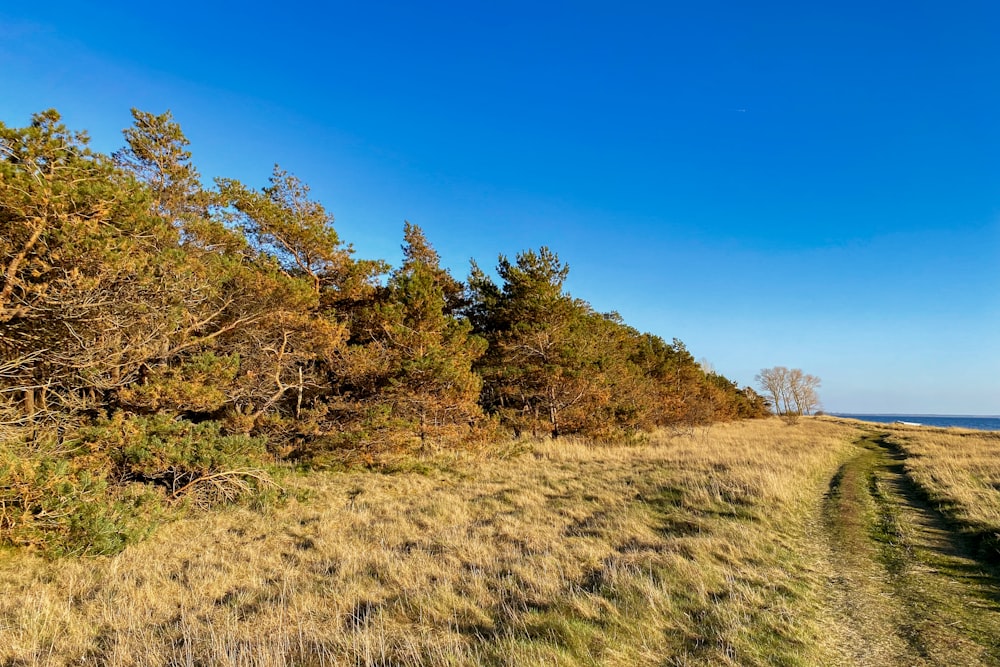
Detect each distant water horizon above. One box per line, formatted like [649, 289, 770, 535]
[832, 413, 1000, 432]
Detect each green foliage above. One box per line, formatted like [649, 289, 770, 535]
[80, 414, 272, 499]
[114, 108, 209, 226]
[316, 223, 486, 456]
[1, 110, 165, 383]
[465, 248, 767, 438]
[468, 247, 587, 436]
[0, 107, 767, 556]
[218, 166, 348, 294]
[0, 414, 277, 556]
[119, 352, 239, 413]
[0, 443, 161, 556]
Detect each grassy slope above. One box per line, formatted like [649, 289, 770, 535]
[2, 419, 865, 666]
[820, 429, 1000, 665]
[878, 422, 1000, 562]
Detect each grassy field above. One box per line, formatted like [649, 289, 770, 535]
[876, 421, 1000, 561]
[817, 422, 1000, 665]
[1, 417, 997, 666]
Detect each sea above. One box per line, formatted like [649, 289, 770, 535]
[832, 414, 1000, 432]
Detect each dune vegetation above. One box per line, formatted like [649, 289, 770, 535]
[1, 109, 767, 557]
[874, 421, 1000, 562]
[1, 418, 863, 666]
[4, 110, 999, 666]
[3, 412, 999, 666]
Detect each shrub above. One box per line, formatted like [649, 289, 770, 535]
[118, 353, 239, 414]
[0, 445, 160, 556]
[0, 414, 280, 556]
[78, 414, 277, 506]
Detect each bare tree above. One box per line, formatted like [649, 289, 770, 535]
[787, 368, 821, 416]
[756, 366, 787, 415]
[755, 366, 821, 421]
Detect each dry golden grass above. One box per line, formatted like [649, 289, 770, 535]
[0, 418, 861, 666]
[872, 421, 1000, 554]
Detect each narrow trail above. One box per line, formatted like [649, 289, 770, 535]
[821, 432, 1000, 666]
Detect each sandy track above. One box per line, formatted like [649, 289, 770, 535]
[821, 433, 1000, 666]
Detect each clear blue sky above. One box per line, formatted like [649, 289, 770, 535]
[2, 1, 998, 414]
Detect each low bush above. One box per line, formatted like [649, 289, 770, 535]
[0, 414, 280, 556]
[0, 445, 160, 555]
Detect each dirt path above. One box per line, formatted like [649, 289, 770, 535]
[821, 433, 1000, 666]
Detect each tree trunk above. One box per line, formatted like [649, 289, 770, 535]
[296, 366, 304, 419]
[546, 386, 560, 438]
[23, 387, 34, 417]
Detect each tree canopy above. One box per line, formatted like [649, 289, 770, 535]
[755, 366, 821, 422]
[0, 109, 769, 552]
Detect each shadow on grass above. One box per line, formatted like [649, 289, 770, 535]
[867, 433, 1000, 609]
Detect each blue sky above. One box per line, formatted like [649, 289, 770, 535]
[2, 1, 998, 414]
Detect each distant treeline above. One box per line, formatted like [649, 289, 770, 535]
[0, 110, 767, 552]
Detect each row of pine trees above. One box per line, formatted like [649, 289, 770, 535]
[1, 109, 771, 553]
[1, 109, 768, 462]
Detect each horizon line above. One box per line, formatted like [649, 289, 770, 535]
[831, 412, 1000, 419]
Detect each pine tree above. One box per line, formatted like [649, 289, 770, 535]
[469, 247, 603, 437]
[114, 108, 208, 226]
[330, 224, 485, 449]
[219, 167, 350, 296]
[0, 110, 179, 418]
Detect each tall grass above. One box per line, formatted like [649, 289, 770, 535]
[874, 421, 1000, 561]
[0, 418, 860, 666]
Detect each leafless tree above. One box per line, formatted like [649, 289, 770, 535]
[787, 368, 821, 416]
[755, 366, 821, 421]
